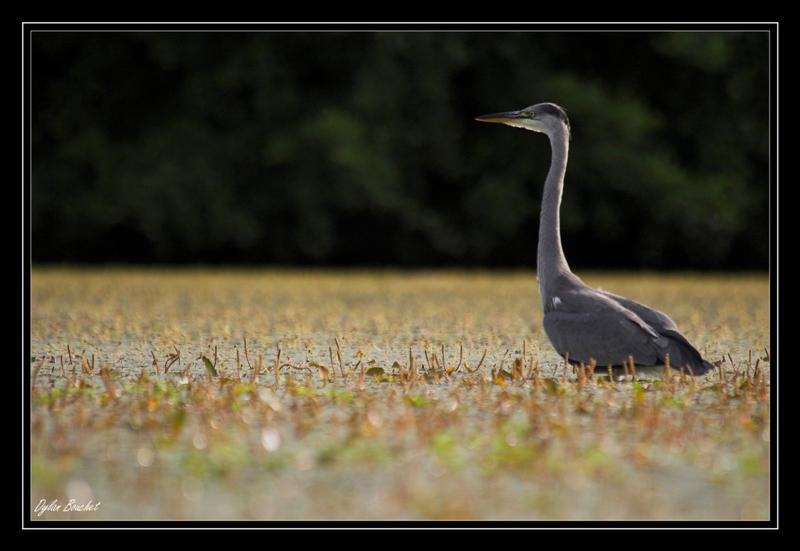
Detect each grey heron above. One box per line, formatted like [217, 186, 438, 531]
[476, 103, 714, 375]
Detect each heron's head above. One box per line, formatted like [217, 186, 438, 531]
[475, 102, 570, 136]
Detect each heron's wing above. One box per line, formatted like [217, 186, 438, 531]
[543, 309, 663, 367]
[597, 290, 679, 333]
[656, 329, 715, 374]
[597, 290, 715, 374]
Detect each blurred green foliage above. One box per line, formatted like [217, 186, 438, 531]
[31, 32, 768, 268]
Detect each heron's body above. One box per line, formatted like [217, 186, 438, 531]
[477, 103, 714, 374]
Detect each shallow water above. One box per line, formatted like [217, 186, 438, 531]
[30, 269, 770, 520]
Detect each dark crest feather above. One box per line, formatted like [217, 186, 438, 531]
[534, 103, 570, 130]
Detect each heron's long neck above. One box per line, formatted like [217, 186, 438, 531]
[537, 125, 571, 292]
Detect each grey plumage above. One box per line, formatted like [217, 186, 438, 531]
[533, 102, 570, 129]
[476, 102, 714, 375]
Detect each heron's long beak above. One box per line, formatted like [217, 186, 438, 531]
[475, 111, 522, 123]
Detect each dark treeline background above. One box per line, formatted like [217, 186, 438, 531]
[32, 32, 769, 269]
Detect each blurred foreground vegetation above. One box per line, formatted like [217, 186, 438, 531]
[31, 269, 770, 519]
[32, 32, 768, 268]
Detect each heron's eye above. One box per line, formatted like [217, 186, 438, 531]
[523, 111, 535, 118]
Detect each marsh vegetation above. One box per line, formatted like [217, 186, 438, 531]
[30, 269, 770, 520]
